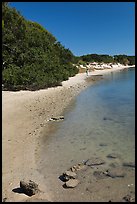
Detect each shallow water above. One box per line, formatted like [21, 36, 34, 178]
[38, 68, 135, 201]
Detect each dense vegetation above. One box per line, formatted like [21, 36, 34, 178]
[2, 3, 135, 91]
[77, 54, 135, 66]
[2, 2, 78, 90]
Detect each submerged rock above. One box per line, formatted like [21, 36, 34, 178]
[123, 162, 135, 168]
[107, 153, 120, 159]
[106, 167, 126, 178]
[70, 162, 85, 172]
[20, 180, 39, 196]
[103, 117, 113, 121]
[93, 171, 108, 179]
[65, 179, 80, 188]
[84, 157, 105, 166]
[99, 143, 108, 147]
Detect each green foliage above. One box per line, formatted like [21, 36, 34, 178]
[76, 54, 135, 66]
[114, 55, 135, 65]
[78, 54, 114, 63]
[2, 3, 78, 90]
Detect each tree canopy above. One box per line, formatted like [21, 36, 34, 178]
[2, 3, 78, 90]
[76, 54, 135, 65]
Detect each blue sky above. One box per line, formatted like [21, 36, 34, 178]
[10, 2, 135, 56]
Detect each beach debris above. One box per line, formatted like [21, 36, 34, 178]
[62, 170, 77, 181]
[105, 167, 126, 178]
[123, 161, 135, 168]
[47, 116, 64, 121]
[20, 180, 39, 196]
[93, 170, 108, 179]
[107, 153, 120, 159]
[65, 179, 80, 188]
[84, 157, 105, 166]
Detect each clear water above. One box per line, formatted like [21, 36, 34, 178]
[38, 68, 135, 200]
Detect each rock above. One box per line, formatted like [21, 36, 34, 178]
[103, 117, 113, 121]
[20, 180, 39, 196]
[109, 162, 120, 168]
[99, 143, 108, 147]
[62, 171, 77, 181]
[49, 116, 64, 121]
[123, 162, 135, 168]
[106, 168, 126, 178]
[122, 194, 133, 202]
[65, 179, 80, 188]
[93, 171, 108, 179]
[70, 163, 85, 172]
[3, 197, 7, 202]
[107, 153, 120, 159]
[84, 157, 105, 166]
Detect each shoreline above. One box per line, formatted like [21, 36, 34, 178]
[2, 65, 134, 202]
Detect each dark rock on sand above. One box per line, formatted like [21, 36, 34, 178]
[65, 179, 80, 188]
[20, 180, 39, 196]
[123, 162, 135, 168]
[84, 157, 105, 166]
[99, 143, 108, 147]
[62, 170, 77, 181]
[49, 116, 64, 121]
[106, 167, 126, 178]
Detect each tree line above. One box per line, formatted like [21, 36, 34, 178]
[77, 54, 135, 65]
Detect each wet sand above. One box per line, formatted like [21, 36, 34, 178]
[2, 65, 134, 202]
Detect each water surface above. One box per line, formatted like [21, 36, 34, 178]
[38, 68, 135, 201]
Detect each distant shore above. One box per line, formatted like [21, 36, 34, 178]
[2, 65, 134, 202]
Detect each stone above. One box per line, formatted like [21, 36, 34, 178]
[70, 163, 85, 172]
[99, 143, 108, 147]
[63, 171, 77, 181]
[122, 194, 133, 202]
[20, 180, 39, 196]
[65, 179, 80, 188]
[123, 162, 135, 168]
[84, 157, 105, 166]
[103, 117, 113, 121]
[50, 116, 64, 121]
[3, 197, 7, 202]
[107, 153, 120, 159]
[106, 168, 126, 178]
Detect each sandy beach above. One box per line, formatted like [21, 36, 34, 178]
[2, 65, 135, 202]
